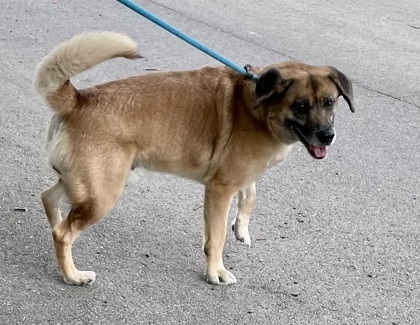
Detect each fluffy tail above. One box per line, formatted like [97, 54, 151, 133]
[35, 31, 141, 114]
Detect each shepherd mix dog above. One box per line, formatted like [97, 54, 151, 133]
[35, 32, 354, 286]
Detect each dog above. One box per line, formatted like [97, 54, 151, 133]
[35, 31, 354, 286]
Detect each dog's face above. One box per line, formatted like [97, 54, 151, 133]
[254, 62, 354, 159]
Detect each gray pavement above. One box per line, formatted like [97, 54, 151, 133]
[1, 0, 419, 324]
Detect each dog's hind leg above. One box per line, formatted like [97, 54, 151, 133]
[51, 154, 132, 285]
[41, 180, 66, 228]
[232, 182, 256, 247]
[52, 201, 108, 285]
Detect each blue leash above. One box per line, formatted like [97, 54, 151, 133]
[117, 0, 259, 81]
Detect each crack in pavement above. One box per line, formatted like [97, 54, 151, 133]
[147, 0, 295, 60]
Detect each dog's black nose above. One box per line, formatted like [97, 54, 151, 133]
[317, 129, 335, 145]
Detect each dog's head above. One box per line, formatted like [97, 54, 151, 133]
[250, 61, 354, 159]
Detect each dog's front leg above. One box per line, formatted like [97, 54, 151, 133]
[204, 183, 237, 285]
[232, 182, 256, 247]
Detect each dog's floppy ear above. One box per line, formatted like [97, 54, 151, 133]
[255, 68, 293, 104]
[328, 67, 354, 113]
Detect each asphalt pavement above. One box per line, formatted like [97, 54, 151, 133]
[0, 0, 419, 324]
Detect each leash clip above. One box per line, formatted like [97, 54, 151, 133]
[243, 64, 259, 81]
[243, 64, 254, 79]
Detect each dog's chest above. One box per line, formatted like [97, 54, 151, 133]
[267, 144, 293, 169]
[231, 143, 294, 186]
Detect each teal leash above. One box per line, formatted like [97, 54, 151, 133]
[117, 0, 259, 81]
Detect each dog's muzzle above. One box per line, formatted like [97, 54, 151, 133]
[291, 124, 335, 160]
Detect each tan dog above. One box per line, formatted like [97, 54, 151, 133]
[35, 32, 354, 286]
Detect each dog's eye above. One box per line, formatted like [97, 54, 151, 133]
[293, 101, 310, 119]
[324, 98, 335, 109]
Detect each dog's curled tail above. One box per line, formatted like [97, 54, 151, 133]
[35, 31, 141, 114]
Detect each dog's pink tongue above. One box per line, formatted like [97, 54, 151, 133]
[309, 145, 328, 159]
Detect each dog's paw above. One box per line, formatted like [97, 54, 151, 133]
[232, 218, 251, 247]
[63, 270, 96, 286]
[206, 267, 237, 285]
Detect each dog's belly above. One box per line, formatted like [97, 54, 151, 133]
[132, 151, 211, 183]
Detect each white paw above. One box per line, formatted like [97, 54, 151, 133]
[232, 218, 251, 247]
[63, 270, 96, 286]
[206, 267, 237, 285]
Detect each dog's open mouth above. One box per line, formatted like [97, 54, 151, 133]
[292, 126, 329, 160]
[307, 144, 328, 159]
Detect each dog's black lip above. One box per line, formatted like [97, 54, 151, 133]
[291, 125, 307, 145]
[288, 120, 310, 145]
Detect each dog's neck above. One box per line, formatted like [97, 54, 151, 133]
[241, 79, 265, 120]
